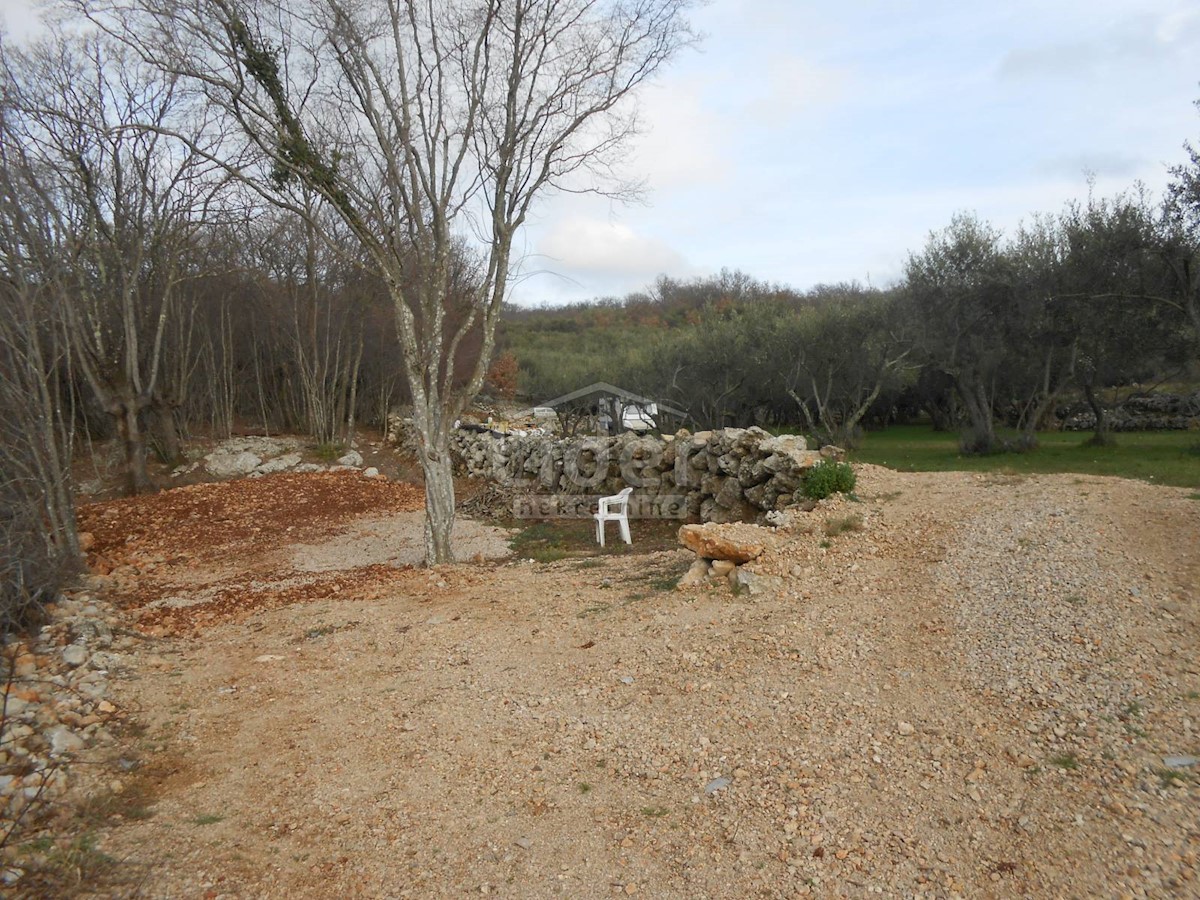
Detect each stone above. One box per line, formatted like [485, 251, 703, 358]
[733, 568, 783, 597]
[1163, 755, 1199, 769]
[897, 722, 915, 736]
[254, 453, 302, 475]
[710, 560, 736, 577]
[204, 450, 262, 478]
[362, 467, 380, 478]
[2, 696, 29, 717]
[677, 559, 710, 588]
[48, 726, 85, 755]
[678, 524, 765, 564]
[759, 434, 807, 455]
[336, 450, 364, 467]
[704, 776, 732, 794]
[78, 532, 96, 552]
[62, 645, 88, 668]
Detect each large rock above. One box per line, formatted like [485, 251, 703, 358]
[678, 523, 765, 564]
[255, 452, 303, 475]
[204, 450, 262, 478]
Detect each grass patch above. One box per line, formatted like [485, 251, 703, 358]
[577, 783, 593, 794]
[1155, 768, 1193, 788]
[851, 425, 1200, 488]
[508, 517, 681, 563]
[640, 805, 669, 818]
[192, 814, 225, 826]
[823, 514, 863, 538]
[1048, 752, 1079, 771]
[311, 442, 347, 462]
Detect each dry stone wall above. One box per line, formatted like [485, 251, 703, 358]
[452, 427, 840, 523]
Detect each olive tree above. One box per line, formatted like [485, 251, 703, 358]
[903, 213, 1013, 454]
[81, 0, 697, 563]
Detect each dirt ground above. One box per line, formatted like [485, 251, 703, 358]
[63, 465, 1200, 898]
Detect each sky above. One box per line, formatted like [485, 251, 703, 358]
[3, 0, 1199, 306]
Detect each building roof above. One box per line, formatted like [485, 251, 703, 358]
[541, 381, 686, 418]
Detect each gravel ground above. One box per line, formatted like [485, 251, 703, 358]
[45, 466, 1200, 898]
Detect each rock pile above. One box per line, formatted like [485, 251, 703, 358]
[452, 426, 842, 523]
[1, 584, 127, 881]
[676, 522, 784, 595]
[1059, 391, 1200, 432]
[173, 437, 372, 480]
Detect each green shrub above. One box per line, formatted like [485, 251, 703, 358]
[801, 460, 856, 500]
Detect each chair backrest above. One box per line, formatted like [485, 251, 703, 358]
[600, 486, 633, 514]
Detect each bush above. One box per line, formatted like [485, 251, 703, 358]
[801, 460, 856, 500]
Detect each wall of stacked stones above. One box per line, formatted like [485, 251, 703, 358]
[451, 427, 837, 523]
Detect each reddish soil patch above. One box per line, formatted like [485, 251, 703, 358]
[78, 470, 424, 565]
[76, 472, 429, 636]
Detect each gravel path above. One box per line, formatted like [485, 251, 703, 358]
[56, 467, 1199, 898]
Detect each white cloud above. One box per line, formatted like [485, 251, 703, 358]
[536, 216, 689, 280]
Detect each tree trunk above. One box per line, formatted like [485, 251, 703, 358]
[1082, 380, 1113, 446]
[419, 435, 456, 564]
[149, 398, 182, 465]
[956, 377, 997, 454]
[115, 399, 155, 495]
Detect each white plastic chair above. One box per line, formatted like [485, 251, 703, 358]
[594, 486, 633, 547]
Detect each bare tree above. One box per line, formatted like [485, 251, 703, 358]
[2, 31, 227, 493]
[0, 94, 81, 629]
[80, 0, 697, 562]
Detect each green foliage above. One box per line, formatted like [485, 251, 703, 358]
[802, 460, 857, 500]
[227, 13, 358, 221]
[311, 442, 347, 462]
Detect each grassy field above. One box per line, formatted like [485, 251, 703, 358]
[850, 426, 1200, 490]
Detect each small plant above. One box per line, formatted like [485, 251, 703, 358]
[311, 442, 346, 462]
[1155, 768, 1193, 789]
[823, 513, 863, 538]
[640, 805, 669, 818]
[1121, 700, 1143, 719]
[1048, 752, 1079, 771]
[818, 539, 832, 549]
[1065, 595, 1086, 605]
[801, 460, 856, 500]
[577, 783, 592, 794]
[40, 834, 119, 886]
[192, 814, 225, 826]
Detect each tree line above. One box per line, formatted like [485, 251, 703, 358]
[504, 183, 1200, 453]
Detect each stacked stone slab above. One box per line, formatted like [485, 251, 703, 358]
[451, 426, 839, 523]
[1059, 391, 1200, 432]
